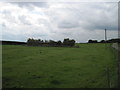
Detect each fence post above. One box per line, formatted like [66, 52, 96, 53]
[118, 49, 120, 88]
[106, 67, 111, 88]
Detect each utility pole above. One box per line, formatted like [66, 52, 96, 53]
[105, 28, 107, 42]
[118, 1, 120, 88]
[104, 29, 111, 87]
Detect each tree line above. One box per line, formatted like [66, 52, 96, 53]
[27, 38, 75, 47]
[88, 38, 120, 43]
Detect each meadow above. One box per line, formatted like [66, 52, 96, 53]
[2, 43, 118, 88]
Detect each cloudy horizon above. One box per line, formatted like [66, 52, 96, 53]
[0, 1, 119, 43]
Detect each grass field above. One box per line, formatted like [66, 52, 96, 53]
[2, 43, 118, 88]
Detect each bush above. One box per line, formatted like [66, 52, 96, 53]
[27, 38, 76, 47]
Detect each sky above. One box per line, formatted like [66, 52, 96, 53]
[0, 0, 119, 43]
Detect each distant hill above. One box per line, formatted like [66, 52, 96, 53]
[0, 41, 26, 45]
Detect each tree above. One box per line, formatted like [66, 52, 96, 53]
[63, 38, 70, 46]
[63, 38, 75, 47]
[88, 39, 98, 43]
[49, 40, 56, 46]
[100, 40, 105, 43]
[69, 39, 75, 47]
[57, 41, 62, 46]
[88, 40, 93, 43]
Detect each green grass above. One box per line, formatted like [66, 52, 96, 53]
[2, 43, 118, 88]
[118, 43, 120, 47]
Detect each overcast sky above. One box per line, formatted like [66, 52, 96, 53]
[0, 0, 119, 43]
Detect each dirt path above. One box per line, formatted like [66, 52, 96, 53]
[112, 43, 120, 51]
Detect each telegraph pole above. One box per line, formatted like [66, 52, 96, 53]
[118, 1, 120, 88]
[104, 28, 110, 87]
[105, 28, 107, 42]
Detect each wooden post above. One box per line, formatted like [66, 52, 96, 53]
[118, 1, 120, 88]
[106, 68, 111, 88]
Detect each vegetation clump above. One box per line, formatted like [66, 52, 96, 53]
[27, 38, 75, 47]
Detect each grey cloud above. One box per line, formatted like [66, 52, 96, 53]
[38, 18, 48, 24]
[56, 3, 118, 31]
[1, 2, 118, 42]
[81, 11, 118, 31]
[11, 2, 49, 9]
[58, 20, 79, 28]
[18, 15, 32, 25]
[1, 9, 11, 14]
[2, 23, 6, 27]
[81, 18, 118, 31]
[91, 23, 118, 31]
[2, 12, 17, 24]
